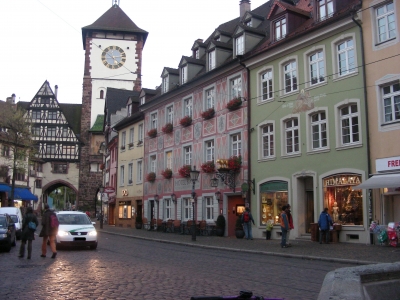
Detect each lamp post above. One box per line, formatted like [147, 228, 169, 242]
[189, 166, 200, 241]
[99, 186, 104, 229]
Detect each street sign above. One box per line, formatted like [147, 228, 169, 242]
[104, 187, 115, 193]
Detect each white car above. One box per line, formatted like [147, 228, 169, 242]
[56, 211, 98, 250]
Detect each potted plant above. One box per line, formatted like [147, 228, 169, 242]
[179, 116, 192, 127]
[146, 172, 156, 182]
[161, 168, 173, 179]
[216, 214, 225, 237]
[226, 97, 242, 111]
[162, 123, 173, 134]
[201, 108, 215, 120]
[201, 161, 215, 173]
[265, 219, 274, 240]
[235, 215, 245, 239]
[178, 165, 191, 178]
[135, 215, 143, 230]
[227, 155, 242, 172]
[147, 128, 157, 138]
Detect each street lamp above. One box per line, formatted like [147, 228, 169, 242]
[99, 186, 104, 229]
[189, 166, 200, 241]
[171, 193, 176, 203]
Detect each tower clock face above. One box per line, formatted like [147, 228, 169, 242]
[101, 46, 126, 69]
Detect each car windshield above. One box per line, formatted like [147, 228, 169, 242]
[0, 216, 6, 228]
[57, 214, 92, 225]
[9, 215, 18, 223]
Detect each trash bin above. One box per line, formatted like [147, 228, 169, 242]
[310, 223, 319, 242]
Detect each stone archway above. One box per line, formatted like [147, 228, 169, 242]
[41, 179, 79, 211]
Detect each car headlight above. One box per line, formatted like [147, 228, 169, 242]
[88, 231, 97, 236]
[0, 233, 7, 238]
[57, 230, 69, 237]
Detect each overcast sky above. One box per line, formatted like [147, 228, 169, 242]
[0, 0, 267, 104]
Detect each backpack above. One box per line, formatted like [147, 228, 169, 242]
[243, 212, 250, 223]
[50, 213, 59, 228]
[28, 221, 37, 231]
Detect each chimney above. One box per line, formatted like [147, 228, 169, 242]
[240, 0, 251, 18]
[55, 85, 58, 99]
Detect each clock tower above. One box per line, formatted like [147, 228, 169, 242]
[79, 3, 148, 212]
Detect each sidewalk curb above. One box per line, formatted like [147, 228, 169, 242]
[99, 229, 379, 265]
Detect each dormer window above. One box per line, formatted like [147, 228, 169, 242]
[162, 77, 169, 93]
[195, 49, 200, 59]
[181, 66, 187, 84]
[208, 51, 215, 70]
[246, 20, 252, 27]
[128, 103, 132, 116]
[236, 36, 244, 55]
[318, 0, 334, 21]
[275, 18, 286, 41]
[140, 96, 145, 105]
[215, 36, 221, 42]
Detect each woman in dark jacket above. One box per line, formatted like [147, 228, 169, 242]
[39, 204, 58, 258]
[18, 207, 39, 259]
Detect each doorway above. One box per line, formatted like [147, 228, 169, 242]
[305, 191, 314, 233]
[227, 195, 245, 237]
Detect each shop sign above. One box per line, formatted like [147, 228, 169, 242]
[122, 189, 129, 196]
[323, 175, 361, 187]
[376, 156, 400, 172]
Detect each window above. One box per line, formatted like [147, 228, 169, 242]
[195, 49, 200, 59]
[137, 160, 143, 183]
[100, 90, 104, 99]
[35, 179, 42, 189]
[208, 51, 215, 70]
[184, 146, 192, 165]
[48, 111, 57, 120]
[205, 140, 214, 162]
[129, 128, 134, 147]
[165, 199, 172, 220]
[128, 163, 133, 184]
[118, 201, 132, 219]
[231, 133, 241, 156]
[53, 163, 67, 174]
[150, 113, 157, 129]
[337, 39, 355, 76]
[127, 103, 132, 116]
[120, 165, 125, 185]
[47, 127, 56, 138]
[261, 70, 273, 101]
[340, 105, 359, 145]
[16, 172, 25, 181]
[166, 151, 173, 169]
[32, 111, 41, 119]
[383, 83, 400, 123]
[121, 131, 126, 150]
[376, 2, 395, 43]
[138, 124, 144, 143]
[236, 35, 244, 55]
[205, 88, 215, 109]
[285, 118, 299, 154]
[2, 146, 10, 157]
[230, 77, 242, 99]
[275, 18, 286, 41]
[163, 77, 169, 93]
[309, 51, 325, 85]
[62, 145, 75, 155]
[150, 155, 157, 173]
[166, 105, 174, 124]
[140, 96, 145, 105]
[183, 198, 191, 221]
[311, 112, 327, 149]
[47, 144, 56, 155]
[246, 20, 252, 27]
[205, 197, 214, 221]
[284, 61, 297, 93]
[318, 0, 333, 21]
[261, 124, 274, 158]
[184, 97, 193, 117]
[181, 66, 187, 84]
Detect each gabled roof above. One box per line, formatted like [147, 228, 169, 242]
[191, 40, 207, 50]
[267, 0, 310, 19]
[81, 4, 148, 49]
[234, 24, 266, 38]
[161, 67, 179, 77]
[208, 41, 233, 51]
[114, 111, 144, 130]
[104, 88, 139, 125]
[242, 11, 266, 22]
[179, 56, 205, 67]
[89, 114, 104, 132]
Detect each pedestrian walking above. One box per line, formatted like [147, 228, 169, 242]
[39, 204, 59, 258]
[318, 208, 333, 244]
[280, 205, 289, 248]
[18, 207, 39, 259]
[241, 207, 255, 240]
[286, 204, 294, 246]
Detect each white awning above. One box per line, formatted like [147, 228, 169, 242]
[353, 173, 400, 189]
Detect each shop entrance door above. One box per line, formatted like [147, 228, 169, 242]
[227, 195, 245, 237]
[305, 191, 314, 233]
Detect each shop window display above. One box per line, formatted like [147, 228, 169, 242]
[323, 174, 363, 225]
[260, 181, 288, 226]
[118, 201, 132, 219]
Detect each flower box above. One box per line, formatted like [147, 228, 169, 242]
[162, 123, 173, 134]
[178, 165, 192, 178]
[128, 142, 134, 148]
[179, 116, 192, 127]
[201, 108, 215, 120]
[161, 168, 173, 179]
[201, 161, 215, 173]
[146, 172, 156, 182]
[226, 98, 242, 111]
[147, 128, 157, 138]
[227, 155, 242, 171]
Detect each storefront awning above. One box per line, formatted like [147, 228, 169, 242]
[353, 173, 400, 189]
[0, 183, 11, 192]
[14, 188, 38, 201]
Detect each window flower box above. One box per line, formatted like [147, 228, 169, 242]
[147, 128, 157, 138]
[227, 155, 242, 171]
[161, 168, 173, 179]
[201, 108, 215, 120]
[128, 142, 134, 148]
[226, 98, 242, 111]
[162, 123, 173, 134]
[201, 161, 215, 173]
[178, 165, 192, 178]
[146, 172, 156, 182]
[179, 116, 192, 127]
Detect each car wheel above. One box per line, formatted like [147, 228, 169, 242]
[90, 243, 98, 250]
[11, 235, 16, 247]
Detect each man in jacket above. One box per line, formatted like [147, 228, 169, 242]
[39, 204, 58, 258]
[241, 207, 255, 240]
[280, 205, 289, 248]
[318, 208, 333, 244]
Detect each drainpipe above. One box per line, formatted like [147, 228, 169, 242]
[352, 8, 373, 243]
[237, 56, 252, 208]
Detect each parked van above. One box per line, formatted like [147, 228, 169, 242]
[0, 207, 23, 240]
